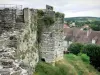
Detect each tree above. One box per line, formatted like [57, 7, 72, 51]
[68, 43, 83, 55]
[82, 44, 100, 71]
[90, 21, 100, 31]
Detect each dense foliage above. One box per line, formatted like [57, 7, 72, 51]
[55, 12, 61, 18]
[68, 43, 84, 55]
[68, 43, 100, 71]
[89, 21, 100, 31]
[64, 17, 100, 29]
[82, 44, 100, 71]
[64, 17, 100, 23]
[55, 12, 64, 18]
[37, 10, 45, 17]
[78, 53, 90, 64]
[34, 54, 100, 75]
[37, 10, 55, 43]
[37, 9, 54, 26]
[42, 16, 54, 27]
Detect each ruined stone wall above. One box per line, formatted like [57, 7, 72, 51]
[40, 18, 64, 63]
[39, 6, 64, 63]
[54, 17, 64, 61]
[0, 7, 39, 75]
[0, 5, 64, 75]
[16, 8, 39, 74]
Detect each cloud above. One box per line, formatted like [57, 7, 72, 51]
[0, 0, 100, 17]
[64, 9, 100, 17]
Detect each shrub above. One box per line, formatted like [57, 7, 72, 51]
[81, 44, 100, 70]
[90, 21, 100, 31]
[78, 53, 90, 64]
[68, 43, 83, 55]
[64, 53, 78, 60]
[35, 62, 76, 75]
[43, 16, 54, 26]
[83, 28, 88, 31]
[37, 10, 45, 17]
[67, 43, 100, 71]
[55, 12, 64, 18]
[37, 16, 54, 43]
[35, 62, 61, 75]
[55, 12, 61, 18]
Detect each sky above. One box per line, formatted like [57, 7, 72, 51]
[0, 0, 100, 17]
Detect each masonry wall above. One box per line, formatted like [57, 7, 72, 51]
[54, 18, 64, 61]
[39, 9, 64, 63]
[0, 5, 64, 75]
[0, 8, 39, 75]
[17, 8, 39, 74]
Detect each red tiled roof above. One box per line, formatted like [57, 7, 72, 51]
[63, 24, 69, 28]
[64, 28, 100, 44]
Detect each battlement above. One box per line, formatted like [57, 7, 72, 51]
[46, 5, 53, 11]
[0, 4, 23, 23]
[0, 4, 64, 24]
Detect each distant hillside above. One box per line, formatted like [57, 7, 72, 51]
[64, 17, 100, 22]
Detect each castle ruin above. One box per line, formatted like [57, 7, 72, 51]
[0, 4, 64, 75]
[39, 5, 64, 63]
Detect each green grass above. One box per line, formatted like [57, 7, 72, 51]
[34, 54, 100, 75]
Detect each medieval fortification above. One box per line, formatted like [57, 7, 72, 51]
[0, 4, 64, 75]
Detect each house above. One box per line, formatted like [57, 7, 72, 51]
[63, 27, 100, 51]
[70, 22, 75, 27]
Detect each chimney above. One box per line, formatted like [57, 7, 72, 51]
[92, 39, 95, 44]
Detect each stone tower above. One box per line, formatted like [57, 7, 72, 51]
[39, 5, 64, 63]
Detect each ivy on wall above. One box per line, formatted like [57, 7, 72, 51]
[37, 9, 55, 43]
[37, 10, 45, 17]
[43, 16, 54, 27]
[55, 12, 64, 18]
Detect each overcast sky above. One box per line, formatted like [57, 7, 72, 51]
[0, 0, 100, 17]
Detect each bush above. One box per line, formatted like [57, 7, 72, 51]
[68, 43, 83, 55]
[64, 53, 78, 60]
[35, 57, 100, 75]
[43, 16, 54, 26]
[37, 10, 45, 17]
[35, 62, 70, 75]
[55, 12, 61, 18]
[68, 43, 100, 70]
[90, 24, 100, 31]
[55, 12, 64, 18]
[37, 16, 54, 43]
[83, 28, 88, 31]
[89, 21, 100, 31]
[35, 62, 60, 75]
[82, 44, 100, 70]
[78, 53, 90, 63]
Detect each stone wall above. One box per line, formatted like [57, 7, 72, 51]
[39, 6, 64, 63]
[0, 5, 64, 75]
[0, 8, 39, 75]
